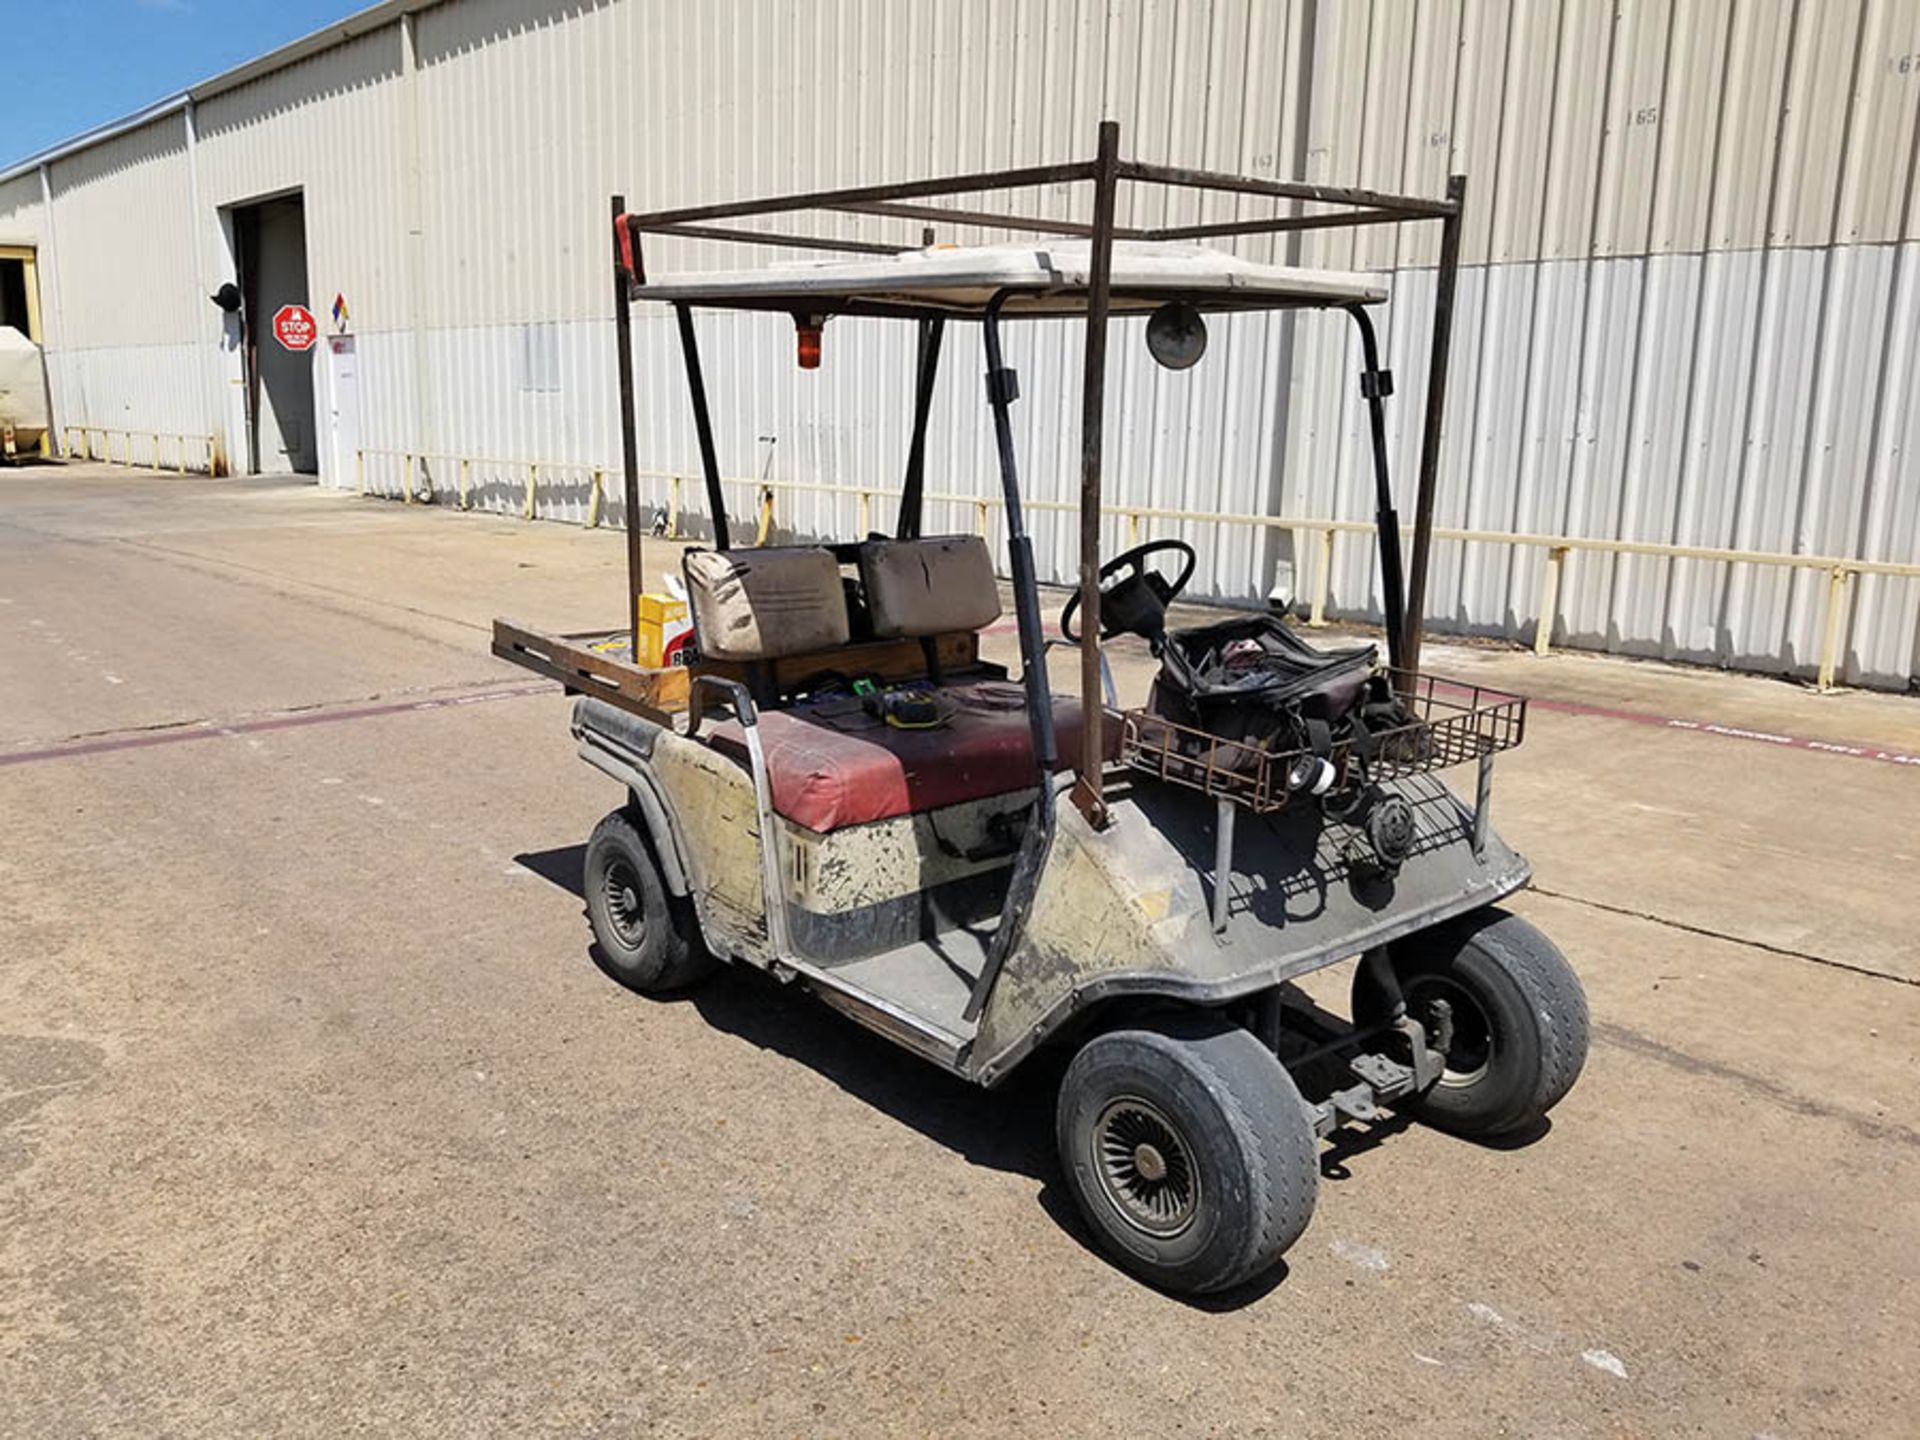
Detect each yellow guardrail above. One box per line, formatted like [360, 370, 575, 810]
[355, 448, 1920, 693]
[64, 426, 215, 475]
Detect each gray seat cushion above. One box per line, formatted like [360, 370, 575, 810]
[858, 535, 1002, 639]
[683, 546, 850, 661]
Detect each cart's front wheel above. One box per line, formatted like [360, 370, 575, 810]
[583, 809, 714, 992]
[1356, 907, 1588, 1138]
[1056, 1015, 1318, 1295]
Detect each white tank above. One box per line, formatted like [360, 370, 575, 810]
[0, 327, 50, 457]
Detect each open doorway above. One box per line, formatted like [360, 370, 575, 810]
[230, 193, 317, 475]
[0, 245, 50, 459]
[0, 256, 30, 337]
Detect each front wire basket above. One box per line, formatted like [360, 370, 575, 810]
[1117, 669, 1527, 814]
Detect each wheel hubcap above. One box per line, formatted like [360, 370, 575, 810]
[602, 859, 647, 947]
[1407, 976, 1492, 1086]
[1093, 1098, 1199, 1238]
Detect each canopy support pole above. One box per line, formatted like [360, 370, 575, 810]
[612, 197, 644, 654]
[963, 290, 1058, 1025]
[898, 316, 945, 539]
[1401, 173, 1467, 681]
[673, 301, 730, 550]
[1347, 304, 1405, 673]
[1073, 118, 1121, 828]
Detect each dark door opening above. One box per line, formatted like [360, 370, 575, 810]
[231, 193, 317, 475]
[0, 259, 29, 338]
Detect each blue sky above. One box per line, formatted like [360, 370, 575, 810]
[2, 0, 362, 167]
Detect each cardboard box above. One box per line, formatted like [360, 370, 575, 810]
[635, 592, 692, 668]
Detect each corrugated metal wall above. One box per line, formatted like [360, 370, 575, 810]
[10, 0, 1919, 686]
[1283, 0, 1920, 686]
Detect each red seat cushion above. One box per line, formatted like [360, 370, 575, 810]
[705, 681, 1113, 833]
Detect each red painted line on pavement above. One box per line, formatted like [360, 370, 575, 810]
[5, 664, 1914, 775]
[1520, 690, 1920, 770]
[0, 683, 555, 769]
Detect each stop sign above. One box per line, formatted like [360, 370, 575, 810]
[272, 304, 318, 352]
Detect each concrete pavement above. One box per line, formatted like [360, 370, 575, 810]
[2, 465, 1917, 1436]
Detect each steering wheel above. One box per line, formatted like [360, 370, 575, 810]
[1059, 538, 1198, 645]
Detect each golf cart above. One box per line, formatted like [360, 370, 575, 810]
[494, 123, 1588, 1295]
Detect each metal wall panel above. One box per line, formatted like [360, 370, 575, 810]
[193, 27, 409, 318]
[1308, 0, 1920, 266]
[0, 175, 44, 242]
[194, 25, 413, 480]
[13, 0, 1920, 687]
[45, 118, 195, 350]
[1292, 241, 1920, 687]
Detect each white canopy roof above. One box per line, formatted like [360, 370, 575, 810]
[633, 239, 1388, 315]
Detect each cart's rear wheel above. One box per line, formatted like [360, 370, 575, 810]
[1056, 1014, 1318, 1295]
[1355, 907, 1588, 1137]
[583, 809, 714, 992]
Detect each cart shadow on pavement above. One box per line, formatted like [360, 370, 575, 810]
[512, 843, 1397, 1310]
[513, 843, 1059, 1184]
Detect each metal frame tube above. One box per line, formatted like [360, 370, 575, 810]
[1212, 797, 1236, 933]
[672, 301, 730, 550]
[1348, 304, 1406, 672]
[824, 198, 1149, 240]
[981, 292, 1059, 778]
[647, 223, 907, 256]
[963, 289, 1060, 1024]
[611, 196, 644, 654]
[1401, 173, 1468, 680]
[630, 160, 1100, 228]
[897, 316, 946, 539]
[1073, 118, 1122, 827]
[1116, 159, 1458, 219]
[1151, 207, 1407, 242]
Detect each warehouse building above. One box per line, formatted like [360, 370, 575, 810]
[1, 0, 1916, 688]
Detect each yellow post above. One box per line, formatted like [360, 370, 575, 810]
[1127, 511, 1141, 546]
[459, 457, 471, 510]
[525, 463, 538, 520]
[756, 486, 775, 545]
[858, 490, 871, 536]
[150, 432, 159, 469]
[588, 468, 604, 528]
[356, 449, 365, 495]
[403, 453, 415, 503]
[1309, 527, 1335, 627]
[176, 435, 187, 476]
[667, 476, 682, 538]
[1535, 546, 1569, 657]
[1816, 565, 1850, 693]
[975, 499, 989, 537]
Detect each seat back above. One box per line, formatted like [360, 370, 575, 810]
[858, 535, 1002, 639]
[683, 546, 850, 661]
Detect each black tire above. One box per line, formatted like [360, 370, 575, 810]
[583, 808, 714, 992]
[1055, 1014, 1319, 1295]
[1355, 907, 1588, 1138]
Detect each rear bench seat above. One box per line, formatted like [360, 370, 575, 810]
[689, 537, 1106, 835]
